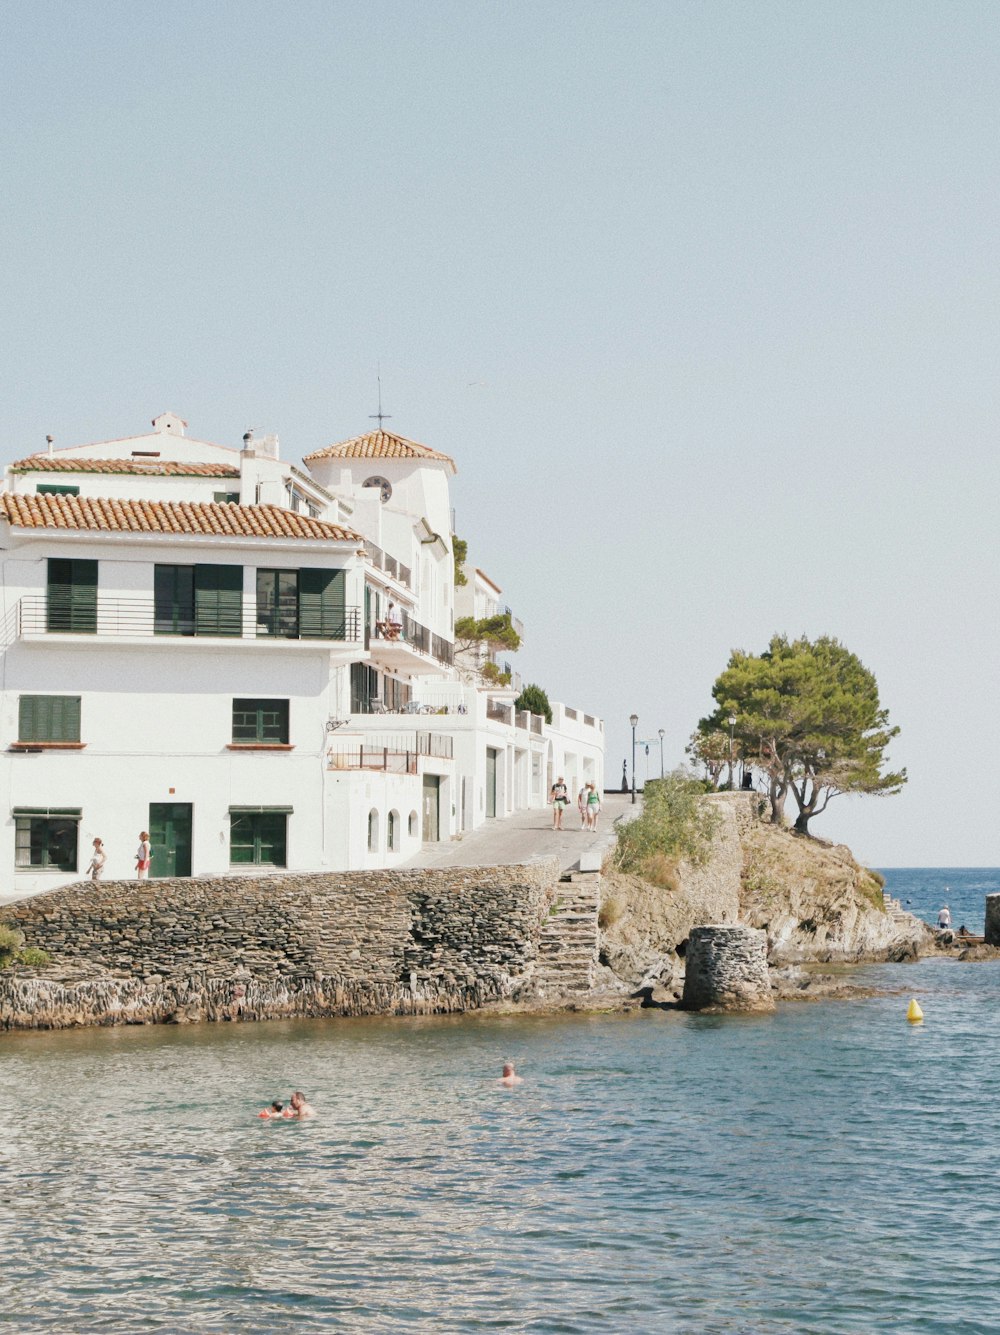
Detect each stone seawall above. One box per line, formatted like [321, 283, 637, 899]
[0, 862, 558, 1030]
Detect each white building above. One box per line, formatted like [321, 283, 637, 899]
[0, 413, 603, 897]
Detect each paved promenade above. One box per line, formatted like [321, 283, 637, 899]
[405, 791, 636, 875]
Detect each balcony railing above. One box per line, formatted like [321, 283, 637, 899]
[503, 606, 525, 640]
[328, 745, 418, 775]
[515, 710, 529, 730]
[530, 714, 543, 735]
[18, 596, 362, 642]
[564, 707, 578, 721]
[363, 540, 412, 590]
[417, 732, 454, 760]
[486, 700, 512, 724]
[368, 611, 453, 666]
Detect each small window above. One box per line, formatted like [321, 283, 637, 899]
[18, 695, 81, 743]
[367, 808, 379, 852]
[229, 811, 287, 866]
[232, 699, 289, 745]
[388, 810, 399, 851]
[37, 483, 79, 497]
[15, 813, 80, 871]
[408, 810, 418, 837]
[213, 491, 240, 505]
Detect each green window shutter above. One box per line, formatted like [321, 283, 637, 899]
[18, 696, 38, 742]
[18, 695, 81, 742]
[194, 564, 242, 636]
[47, 558, 97, 633]
[299, 568, 345, 639]
[37, 483, 80, 497]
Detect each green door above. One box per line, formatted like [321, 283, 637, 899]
[148, 803, 193, 878]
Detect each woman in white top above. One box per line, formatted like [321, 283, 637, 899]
[86, 838, 106, 882]
[135, 831, 152, 880]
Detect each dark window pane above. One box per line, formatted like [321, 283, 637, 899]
[154, 565, 195, 636]
[232, 699, 288, 744]
[16, 816, 78, 870]
[256, 570, 299, 638]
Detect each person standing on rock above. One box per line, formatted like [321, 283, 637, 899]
[938, 904, 952, 930]
[135, 831, 152, 880]
[86, 837, 106, 882]
[550, 777, 568, 829]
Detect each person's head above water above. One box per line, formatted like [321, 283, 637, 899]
[271, 1101, 283, 1112]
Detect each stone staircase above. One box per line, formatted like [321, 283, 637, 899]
[883, 889, 920, 927]
[881, 891, 929, 934]
[532, 877, 600, 996]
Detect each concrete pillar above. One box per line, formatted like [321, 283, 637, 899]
[682, 924, 774, 1012]
[985, 895, 1000, 946]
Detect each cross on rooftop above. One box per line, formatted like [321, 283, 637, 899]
[369, 373, 392, 428]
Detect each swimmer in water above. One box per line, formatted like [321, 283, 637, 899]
[499, 1062, 523, 1087]
[288, 1091, 316, 1119]
[257, 1101, 284, 1119]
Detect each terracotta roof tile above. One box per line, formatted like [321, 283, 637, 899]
[303, 429, 456, 471]
[0, 493, 361, 543]
[11, 456, 240, 478]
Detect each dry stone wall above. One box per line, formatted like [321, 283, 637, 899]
[682, 924, 774, 1012]
[0, 862, 558, 1030]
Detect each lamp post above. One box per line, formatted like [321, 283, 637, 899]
[630, 713, 638, 804]
[658, 728, 665, 779]
[728, 713, 737, 790]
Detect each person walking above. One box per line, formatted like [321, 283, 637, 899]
[550, 777, 568, 829]
[577, 785, 588, 830]
[86, 837, 106, 882]
[135, 831, 152, 880]
[586, 783, 602, 831]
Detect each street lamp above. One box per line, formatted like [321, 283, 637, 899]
[728, 713, 737, 790]
[658, 728, 665, 779]
[629, 713, 639, 804]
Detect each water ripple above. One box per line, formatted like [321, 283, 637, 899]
[2, 960, 1000, 1331]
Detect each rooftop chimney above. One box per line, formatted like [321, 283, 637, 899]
[46, 435, 54, 456]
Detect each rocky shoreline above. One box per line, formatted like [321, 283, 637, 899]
[1, 794, 994, 1032]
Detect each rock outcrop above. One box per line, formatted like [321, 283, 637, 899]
[599, 792, 932, 998]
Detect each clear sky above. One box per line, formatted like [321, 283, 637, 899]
[2, 1, 998, 865]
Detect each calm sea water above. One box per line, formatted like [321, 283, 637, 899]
[879, 866, 1000, 936]
[3, 951, 1000, 1334]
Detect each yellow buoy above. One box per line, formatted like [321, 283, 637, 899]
[907, 998, 924, 1023]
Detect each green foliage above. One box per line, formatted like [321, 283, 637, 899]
[614, 773, 720, 873]
[481, 660, 512, 687]
[685, 728, 739, 787]
[514, 683, 552, 724]
[17, 946, 50, 968]
[859, 873, 887, 912]
[454, 612, 521, 653]
[452, 534, 468, 586]
[699, 634, 906, 833]
[0, 925, 24, 967]
[0, 925, 49, 970]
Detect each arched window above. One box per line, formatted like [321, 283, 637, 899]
[408, 810, 418, 837]
[367, 808, 379, 852]
[388, 809, 399, 851]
